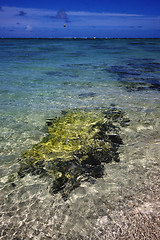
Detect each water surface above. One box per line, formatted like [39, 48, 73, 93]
[0, 38, 160, 239]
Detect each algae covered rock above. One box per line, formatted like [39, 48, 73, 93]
[18, 108, 128, 196]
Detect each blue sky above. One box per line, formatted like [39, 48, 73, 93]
[0, 0, 160, 38]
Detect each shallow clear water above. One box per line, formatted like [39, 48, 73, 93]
[0, 39, 160, 239]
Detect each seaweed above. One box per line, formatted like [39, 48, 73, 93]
[16, 108, 128, 197]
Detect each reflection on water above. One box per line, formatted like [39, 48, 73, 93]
[0, 39, 160, 239]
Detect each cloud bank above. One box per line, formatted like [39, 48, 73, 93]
[0, 6, 159, 38]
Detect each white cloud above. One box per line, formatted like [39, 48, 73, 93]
[68, 11, 144, 17]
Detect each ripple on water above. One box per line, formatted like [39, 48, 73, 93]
[0, 39, 160, 239]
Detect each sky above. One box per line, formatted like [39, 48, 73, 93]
[0, 0, 160, 38]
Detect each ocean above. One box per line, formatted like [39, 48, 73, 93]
[0, 38, 160, 239]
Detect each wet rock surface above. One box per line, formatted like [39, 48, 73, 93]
[15, 108, 128, 197]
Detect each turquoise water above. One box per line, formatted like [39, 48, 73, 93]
[0, 39, 160, 239]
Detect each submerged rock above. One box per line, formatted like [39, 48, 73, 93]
[17, 108, 127, 197]
[106, 60, 160, 92]
[79, 92, 96, 98]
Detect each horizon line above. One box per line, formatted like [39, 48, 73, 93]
[1, 37, 160, 39]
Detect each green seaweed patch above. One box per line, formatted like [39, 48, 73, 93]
[17, 108, 128, 197]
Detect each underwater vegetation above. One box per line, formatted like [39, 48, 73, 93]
[106, 59, 160, 92]
[15, 108, 129, 198]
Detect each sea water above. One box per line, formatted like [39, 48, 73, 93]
[0, 39, 160, 239]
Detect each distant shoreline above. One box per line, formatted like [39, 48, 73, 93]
[0, 37, 160, 40]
